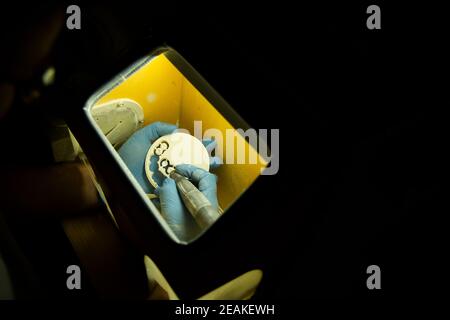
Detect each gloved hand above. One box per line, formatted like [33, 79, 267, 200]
[118, 122, 221, 240]
[155, 164, 219, 241]
[118, 121, 177, 194]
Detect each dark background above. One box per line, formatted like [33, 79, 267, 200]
[2, 1, 446, 299]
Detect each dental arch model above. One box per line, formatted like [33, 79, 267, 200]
[145, 132, 210, 189]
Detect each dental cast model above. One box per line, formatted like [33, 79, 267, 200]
[145, 132, 210, 189]
[91, 98, 144, 148]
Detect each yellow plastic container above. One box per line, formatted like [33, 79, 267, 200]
[93, 49, 267, 216]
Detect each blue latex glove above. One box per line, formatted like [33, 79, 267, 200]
[118, 122, 177, 194]
[118, 121, 221, 193]
[155, 164, 219, 241]
[118, 122, 221, 240]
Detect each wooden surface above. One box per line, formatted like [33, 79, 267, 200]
[62, 206, 149, 299]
